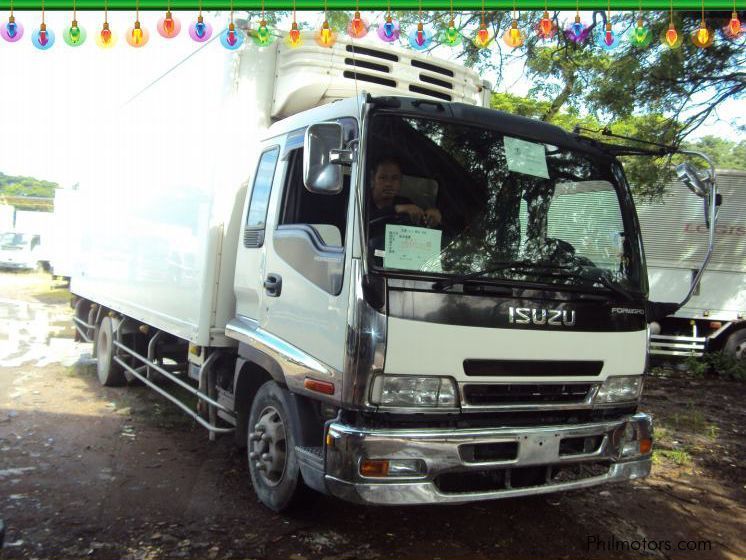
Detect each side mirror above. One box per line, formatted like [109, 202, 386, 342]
[676, 162, 710, 198]
[303, 122, 344, 195]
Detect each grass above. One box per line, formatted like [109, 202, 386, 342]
[654, 448, 693, 467]
[684, 352, 746, 381]
[670, 402, 707, 433]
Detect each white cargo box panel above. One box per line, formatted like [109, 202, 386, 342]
[71, 44, 248, 348]
[271, 32, 490, 118]
[637, 170, 746, 321]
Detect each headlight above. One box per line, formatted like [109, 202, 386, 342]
[594, 375, 644, 404]
[370, 375, 458, 408]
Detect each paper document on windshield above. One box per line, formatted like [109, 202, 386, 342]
[383, 225, 442, 272]
[504, 136, 550, 179]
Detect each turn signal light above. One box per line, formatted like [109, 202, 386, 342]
[360, 459, 389, 477]
[639, 438, 652, 455]
[304, 377, 335, 395]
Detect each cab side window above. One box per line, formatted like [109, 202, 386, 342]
[244, 147, 280, 248]
[278, 148, 350, 247]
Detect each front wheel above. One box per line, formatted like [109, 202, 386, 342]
[247, 381, 310, 512]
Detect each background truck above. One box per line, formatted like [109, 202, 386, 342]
[638, 169, 745, 361]
[70, 31, 713, 511]
[0, 209, 52, 271]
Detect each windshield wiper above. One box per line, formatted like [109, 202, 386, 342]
[582, 271, 635, 301]
[531, 267, 636, 301]
[433, 263, 636, 301]
[432, 261, 572, 292]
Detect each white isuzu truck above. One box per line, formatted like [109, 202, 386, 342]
[71, 31, 717, 511]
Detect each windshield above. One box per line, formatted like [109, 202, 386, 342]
[0, 233, 30, 248]
[365, 114, 645, 294]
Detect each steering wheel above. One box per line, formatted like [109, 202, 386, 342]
[368, 212, 414, 228]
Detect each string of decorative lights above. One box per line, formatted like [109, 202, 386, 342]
[1, 2, 742, 49]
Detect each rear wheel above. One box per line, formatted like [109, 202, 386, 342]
[247, 381, 310, 512]
[96, 316, 126, 386]
[724, 329, 746, 363]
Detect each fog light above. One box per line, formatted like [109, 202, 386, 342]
[619, 423, 653, 458]
[360, 459, 426, 478]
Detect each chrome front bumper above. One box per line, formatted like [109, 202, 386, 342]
[324, 413, 652, 505]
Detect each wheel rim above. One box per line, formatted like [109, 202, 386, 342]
[736, 340, 746, 362]
[249, 406, 287, 487]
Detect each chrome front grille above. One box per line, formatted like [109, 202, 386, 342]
[462, 383, 595, 408]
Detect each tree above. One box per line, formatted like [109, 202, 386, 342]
[0, 172, 57, 211]
[683, 136, 746, 170]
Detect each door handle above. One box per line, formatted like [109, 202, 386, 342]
[264, 273, 282, 297]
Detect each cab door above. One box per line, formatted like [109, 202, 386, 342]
[260, 126, 355, 374]
[234, 142, 282, 322]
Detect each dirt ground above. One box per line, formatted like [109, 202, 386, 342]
[1, 272, 745, 560]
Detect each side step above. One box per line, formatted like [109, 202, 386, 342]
[296, 446, 327, 495]
[649, 334, 706, 357]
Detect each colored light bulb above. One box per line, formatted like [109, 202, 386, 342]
[158, 10, 181, 38]
[661, 22, 681, 49]
[221, 22, 244, 50]
[126, 20, 149, 47]
[537, 11, 556, 40]
[440, 19, 461, 46]
[63, 20, 87, 46]
[377, 16, 399, 43]
[347, 11, 368, 38]
[315, 20, 336, 47]
[285, 21, 302, 47]
[409, 22, 431, 50]
[629, 17, 651, 47]
[725, 11, 741, 38]
[252, 19, 272, 46]
[474, 24, 490, 48]
[597, 22, 619, 50]
[692, 21, 714, 48]
[502, 20, 524, 48]
[96, 21, 117, 48]
[565, 15, 589, 44]
[32, 23, 55, 49]
[189, 16, 213, 42]
[2, 16, 23, 42]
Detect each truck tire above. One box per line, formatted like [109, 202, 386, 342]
[724, 329, 746, 363]
[96, 316, 126, 387]
[247, 381, 311, 512]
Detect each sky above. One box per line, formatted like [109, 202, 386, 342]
[0, 10, 742, 187]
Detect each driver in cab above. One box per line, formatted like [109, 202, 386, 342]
[368, 156, 442, 231]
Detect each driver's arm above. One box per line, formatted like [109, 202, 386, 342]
[394, 203, 425, 225]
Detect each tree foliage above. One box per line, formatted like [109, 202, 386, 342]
[0, 172, 57, 211]
[682, 136, 746, 170]
[236, 10, 742, 199]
